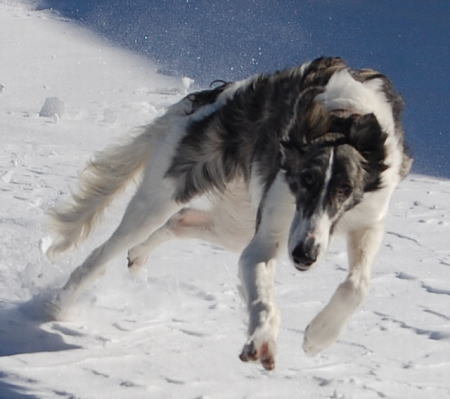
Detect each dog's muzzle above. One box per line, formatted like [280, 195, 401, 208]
[291, 237, 319, 271]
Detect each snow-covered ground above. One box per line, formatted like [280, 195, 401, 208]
[1, 2, 449, 398]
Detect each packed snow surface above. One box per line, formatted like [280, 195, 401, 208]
[1, 3, 449, 398]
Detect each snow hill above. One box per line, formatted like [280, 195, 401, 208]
[0, 3, 449, 398]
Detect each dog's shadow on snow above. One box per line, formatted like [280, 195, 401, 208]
[0, 301, 80, 357]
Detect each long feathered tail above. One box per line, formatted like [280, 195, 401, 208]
[46, 126, 157, 258]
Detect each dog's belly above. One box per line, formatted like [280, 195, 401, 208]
[203, 179, 258, 252]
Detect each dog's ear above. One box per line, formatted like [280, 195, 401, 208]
[348, 113, 388, 189]
[348, 113, 387, 157]
[328, 113, 356, 135]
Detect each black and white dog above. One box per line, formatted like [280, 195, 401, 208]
[47, 57, 412, 370]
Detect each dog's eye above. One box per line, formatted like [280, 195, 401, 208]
[300, 170, 315, 188]
[288, 181, 299, 192]
[337, 184, 353, 197]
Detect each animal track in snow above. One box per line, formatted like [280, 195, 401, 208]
[395, 272, 450, 297]
[178, 328, 207, 338]
[421, 308, 450, 321]
[421, 282, 450, 296]
[374, 311, 450, 342]
[179, 282, 217, 302]
[386, 231, 421, 246]
[395, 272, 416, 281]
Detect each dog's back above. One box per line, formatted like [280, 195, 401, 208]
[166, 57, 410, 203]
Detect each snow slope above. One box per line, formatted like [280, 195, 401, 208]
[1, 3, 449, 398]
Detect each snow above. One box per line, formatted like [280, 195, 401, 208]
[1, 2, 449, 398]
[38, 97, 65, 119]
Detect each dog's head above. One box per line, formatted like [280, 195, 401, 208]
[281, 103, 387, 271]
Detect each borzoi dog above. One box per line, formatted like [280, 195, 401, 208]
[46, 57, 412, 370]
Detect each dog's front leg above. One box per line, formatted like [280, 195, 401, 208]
[238, 174, 295, 370]
[238, 246, 280, 370]
[303, 221, 384, 356]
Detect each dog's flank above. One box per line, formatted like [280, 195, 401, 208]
[46, 56, 411, 370]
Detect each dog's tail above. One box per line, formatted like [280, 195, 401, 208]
[46, 126, 157, 258]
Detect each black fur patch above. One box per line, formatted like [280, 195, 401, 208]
[347, 113, 388, 191]
[165, 56, 410, 204]
[283, 147, 334, 217]
[351, 68, 413, 179]
[184, 83, 230, 115]
[326, 145, 366, 217]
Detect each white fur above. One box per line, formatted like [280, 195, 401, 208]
[303, 221, 384, 355]
[316, 70, 395, 134]
[128, 179, 257, 268]
[238, 173, 295, 368]
[47, 62, 407, 369]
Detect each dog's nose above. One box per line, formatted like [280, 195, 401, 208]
[292, 239, 319, 269]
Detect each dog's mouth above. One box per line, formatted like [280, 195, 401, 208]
[290, 240, 320, 272]
[293, 260, 315, 272]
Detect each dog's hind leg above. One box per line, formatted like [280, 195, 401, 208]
[238, 174, 295, 370]
[127, 208, 214, 271]
[48, 175, 184, 319]
[303, 221, 384, 356]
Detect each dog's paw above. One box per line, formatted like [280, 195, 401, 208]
[302, 313, 343, 356]
[239, 339, 276, 370]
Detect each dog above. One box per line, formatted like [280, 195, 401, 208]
[46, 57, 412, 370]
